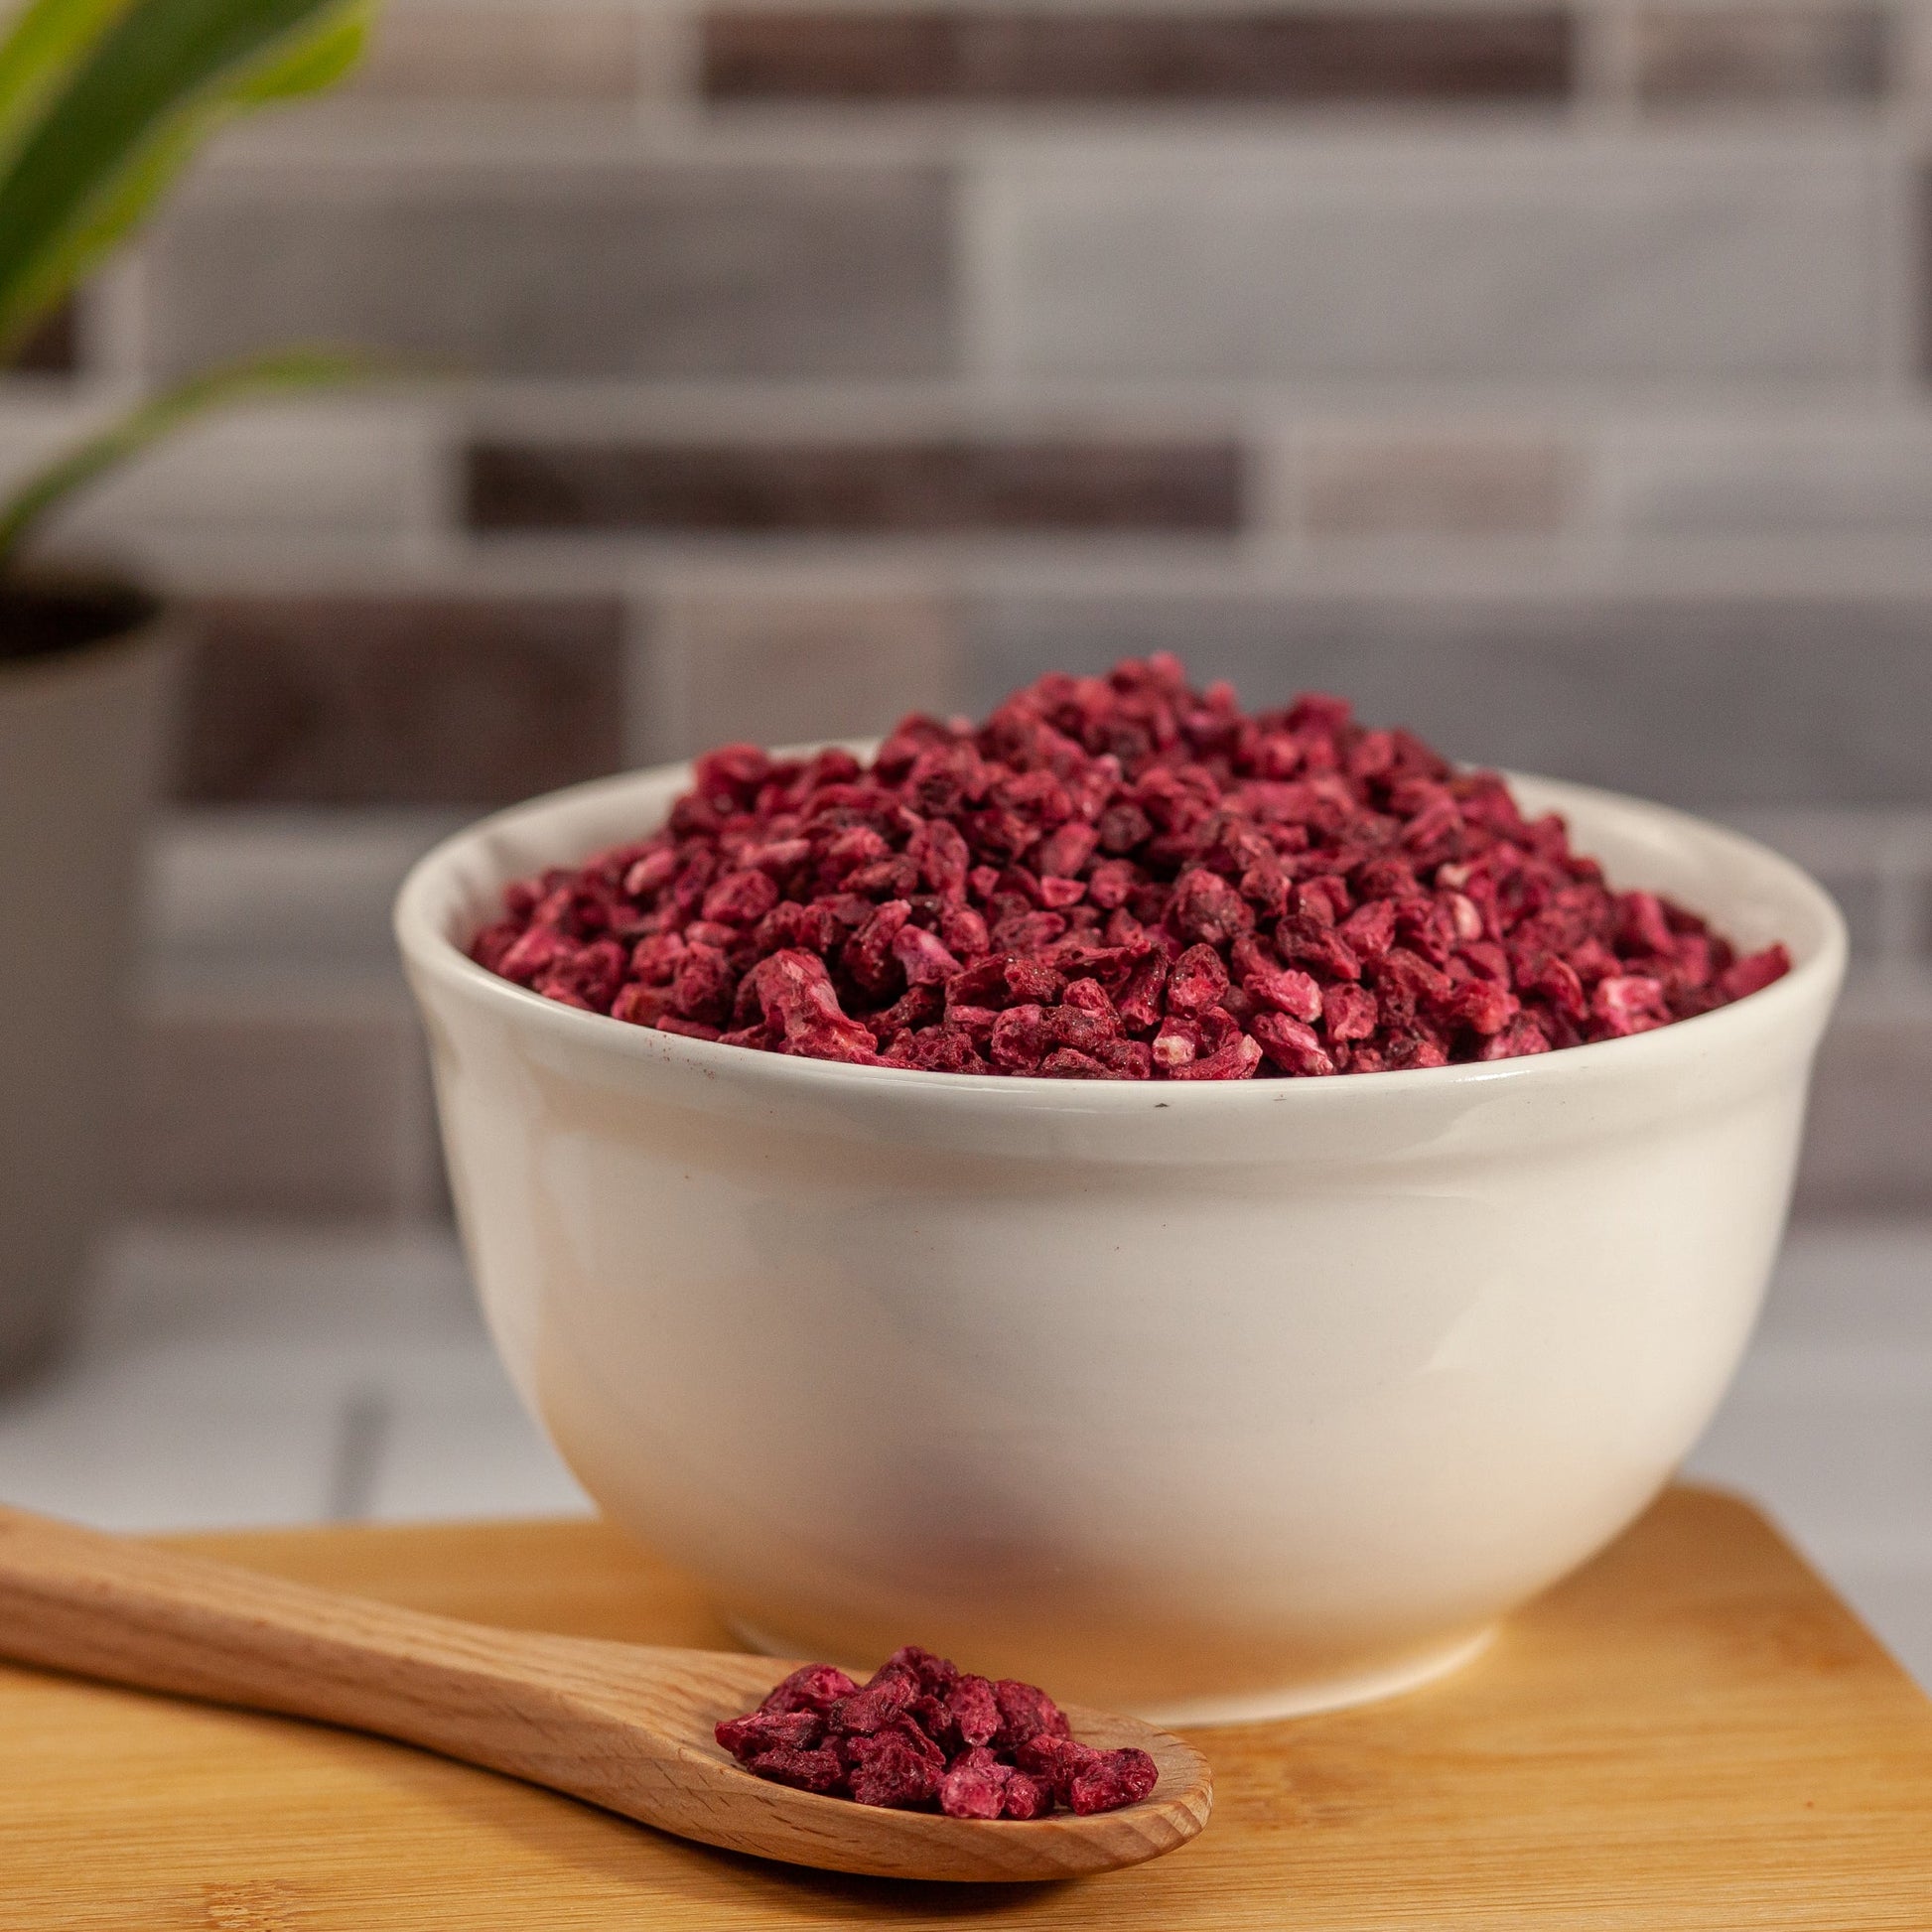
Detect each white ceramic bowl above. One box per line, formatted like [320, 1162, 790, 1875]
[397, 759, 1845, 1725]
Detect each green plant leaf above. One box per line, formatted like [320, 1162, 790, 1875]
[0, 0, 131, 167]
[232, 0, 362, 96]
[2, 109, 202, 348]
[0, 345, 375, 569]
[0, 0, 372, 354]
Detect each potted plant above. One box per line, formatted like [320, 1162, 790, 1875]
[0, 0, 374, 1380]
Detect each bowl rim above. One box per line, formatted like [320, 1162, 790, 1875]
[395, 752, 1848, 1112]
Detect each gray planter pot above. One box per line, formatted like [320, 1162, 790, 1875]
[0, 583, 182, 1383]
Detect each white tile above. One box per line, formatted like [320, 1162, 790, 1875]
[974, 137, 1885, 384]
[1829, 1560, 1932, 1693]
[63, 400, 443, 548]
[1686, 1356, 1932, 1567]
[1673, 1223, 1932, 1692]
[0, 1227, 489, 1529]
[147, 809, 466, 991]
[359, 1347, 592, 1523]
[0, 1345, 345, 1530]
[37, 1224, 588, 1524]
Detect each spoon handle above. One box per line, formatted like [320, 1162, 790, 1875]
[0, 1503, 683, 1805]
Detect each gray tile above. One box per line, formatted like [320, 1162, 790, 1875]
[1755, 1219, 1932, 1354]
[977, 142, 1883, 382]
[1717, 808, 1894, 959]
[1610, 421, 1932, 539]
[130, 992, 437, 1219]
[146, 163, 954, 378]
[79, 1223, 481, 1362]
[1793, 991, 1932, 1216]
[1790, 869, 1883, 959]
[327, 1384, 396, 1522]
[1635, 4, 1889, 106]
[963, 590, 1932, 808]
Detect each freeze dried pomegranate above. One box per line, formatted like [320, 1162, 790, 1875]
[475, 656, 1791, 1079]
[714, 1646, 1157, 1819]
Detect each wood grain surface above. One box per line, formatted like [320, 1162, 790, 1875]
[7, 1484, 1931, 1930]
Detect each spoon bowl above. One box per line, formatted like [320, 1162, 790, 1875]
[582, 1641, 1212, 1880]
[0, 1504, 1210, 1882]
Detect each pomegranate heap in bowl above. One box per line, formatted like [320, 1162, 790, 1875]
[470, 654, 1789, 1084]
[398, 654, 1842, 1724]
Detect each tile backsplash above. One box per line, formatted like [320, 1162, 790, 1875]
[5, 0, 1930, 1217]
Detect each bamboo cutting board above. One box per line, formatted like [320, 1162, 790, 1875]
[6, 1485, 1930, 1930]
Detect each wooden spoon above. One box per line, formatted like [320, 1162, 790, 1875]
[0, 1503, 1210, 1882]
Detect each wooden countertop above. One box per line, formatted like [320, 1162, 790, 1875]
[7, 1484, 1931, 1928]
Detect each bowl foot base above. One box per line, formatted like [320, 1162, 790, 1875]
[723, 1617, 1497, 1729]
[1132, 1624, 1497, 1726]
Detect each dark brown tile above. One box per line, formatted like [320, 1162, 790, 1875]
[702, 8, 1573, 102]
[466, 440, 1244, 533]
[1636, 4, 1887, 105]
[707, 10, 954, 96]
[176, 596, 626, 807]
[146, 165, 953, 379]
[5, 297, 79, 375]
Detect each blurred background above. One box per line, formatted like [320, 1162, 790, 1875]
[1, 0, 1928, 1678]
